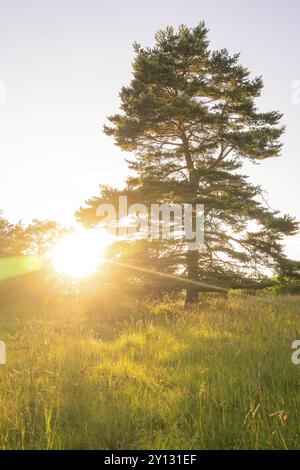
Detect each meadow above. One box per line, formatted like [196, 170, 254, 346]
[0, 290, 300, 450]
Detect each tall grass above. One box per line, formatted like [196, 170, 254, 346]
[0, 294, 300, 449]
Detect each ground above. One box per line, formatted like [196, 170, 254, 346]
[0, 293, 300, 450]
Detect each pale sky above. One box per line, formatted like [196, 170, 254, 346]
[0, 0, 300, 258]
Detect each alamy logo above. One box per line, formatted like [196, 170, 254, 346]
[0, 341, 6, 365]
[291, 340, 300, 365]
[291, 80, 300, 105]
[96, 197, 204, 251]
[0, 80, 6, 105]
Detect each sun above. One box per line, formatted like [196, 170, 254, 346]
[51, 228, 113, 278]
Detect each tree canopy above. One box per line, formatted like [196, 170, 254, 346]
[77, 22, 299, 304]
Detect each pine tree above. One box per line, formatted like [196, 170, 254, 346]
[78, 23, 298, 305]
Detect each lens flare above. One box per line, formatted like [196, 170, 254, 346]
[51, 229, 113, 278]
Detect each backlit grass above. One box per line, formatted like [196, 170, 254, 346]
[0, 294, 300, 449]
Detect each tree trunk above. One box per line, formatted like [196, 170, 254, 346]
[184, 249, 199, 307]
[181, 128, 200, 307]
[184, 287, 199, 307]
